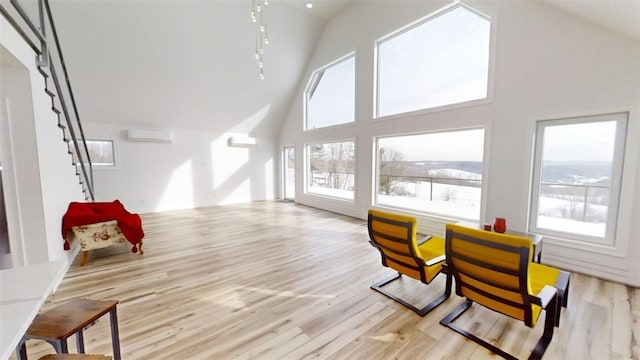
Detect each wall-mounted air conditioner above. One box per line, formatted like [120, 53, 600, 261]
[126, 129, 173, 143]
[228, 136, 257, 147]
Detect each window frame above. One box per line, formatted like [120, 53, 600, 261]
[373, 127, 486, 221]
[281, 145, 296, 201]
[373, 2, 494, 120]
[304, 139, 357, 202]
[83, 139, 119, 170]
[528, 112, 628, 246]
[303, 53, 356, 131]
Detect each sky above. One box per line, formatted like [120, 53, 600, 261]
[378, 128, 485, 162]
[542, 120, 617, 162]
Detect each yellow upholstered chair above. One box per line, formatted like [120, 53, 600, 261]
[440, 224, 570, 360]
[367, 209, 451, 316]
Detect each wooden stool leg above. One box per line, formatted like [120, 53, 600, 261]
[80, 251, 89, 266]
[109, 308, 121, 360]
[16, 337, 27, 360]
[76, 329, 85, 353]
[47, 339, 68, 353]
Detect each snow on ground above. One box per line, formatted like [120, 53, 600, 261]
[304, 171, 607, 239]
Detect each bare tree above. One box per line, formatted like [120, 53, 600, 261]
[379, 147, 406, 195]
[325, 142, 354, 190]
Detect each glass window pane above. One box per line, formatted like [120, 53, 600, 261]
[86, 140, 116, 167]
[305, 55, 355, 130]
[376, 129, 484, 219]
[284, 147, 295, 199]
[377, 5, 490, 117]
[307, 141, 355, 200]
[534, 121, 618, 239]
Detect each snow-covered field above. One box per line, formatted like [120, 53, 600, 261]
[304, 168, 608, 238]
[536, 196, 606, 237]
[307, 186, 354, 200]
[379, 181, 481, 219]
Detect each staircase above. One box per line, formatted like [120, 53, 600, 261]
[0, 0, 94, 200]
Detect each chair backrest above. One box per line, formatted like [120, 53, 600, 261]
[445, 224, 538, 327]
[368, 209, 435, 283]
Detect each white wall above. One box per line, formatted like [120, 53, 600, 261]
[84, 123, 275, 214]
[1, 16, 85, 267]
[278, 1, 640, 285]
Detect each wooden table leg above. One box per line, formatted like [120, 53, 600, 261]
[109, 308, 121, 360]
[76, 329, 85, 353]
[80, 251, 89, 266]
[16, 337, 27, 360]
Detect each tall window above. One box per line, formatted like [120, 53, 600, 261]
[376, 4, 491, 117]
[304, 54, 355, 130]
[306, 140, 355, 200]
[529, 113, 628, 245]
[375, 129, 485, 219]
[283, 146, 295, 200]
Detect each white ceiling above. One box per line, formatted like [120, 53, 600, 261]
[285, 0, 640, 41]
[542, 0, 640, 41]
[281, 0, 352, 20]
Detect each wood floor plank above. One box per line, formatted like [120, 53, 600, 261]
[612, 283, 632, 358]
[233, 326, 311, 360]
[14, 201, 640, 360]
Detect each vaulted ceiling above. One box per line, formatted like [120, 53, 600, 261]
[50, 1, 324, 136]
[49, 0, 639, 137]
[541, 0, 640, 41]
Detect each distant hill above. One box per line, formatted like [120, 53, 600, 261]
[542, 161, 611, 185]
[381, 161, 482, 177]
[379, 160, 611, 186]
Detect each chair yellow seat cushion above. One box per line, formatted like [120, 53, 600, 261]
[417, 236, 445, 259]
[418, 236, 445, 281]
[529, 262, 562, 294]
[527, 263, 563, 326]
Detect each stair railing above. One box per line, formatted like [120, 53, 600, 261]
[0, 0, 94, 201]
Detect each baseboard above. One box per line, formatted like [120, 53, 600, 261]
[543, 252, 639, 287]
[51, 243, 80, 293]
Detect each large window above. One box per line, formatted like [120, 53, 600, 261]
[376, 4, 491, 118]
[529, 113, 628, 245]
[304, 54, 355, 130]
[306, 140, 355, 200]
[375, 129, 485, 219]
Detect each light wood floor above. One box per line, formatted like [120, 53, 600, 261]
[19, 201, 640, 359]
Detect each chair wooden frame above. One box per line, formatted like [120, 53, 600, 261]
[440, 227, 560, 360]
[368, 211, 451, 317]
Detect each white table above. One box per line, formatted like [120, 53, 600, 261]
[0, 260, 65, 360]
